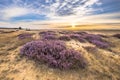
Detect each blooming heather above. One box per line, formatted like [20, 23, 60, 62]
[20, 40, 87, 69]
[40, 31, 57, 40]
[18, 33, 33, 39]
[58, 35, 71, 41]
[90, 40, 109, 48]
[70, 34, 86, 42]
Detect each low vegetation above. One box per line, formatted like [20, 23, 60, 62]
[113, 34, 120, 39]
[20, 40, 87, 69]
[0, 29, 120, 80]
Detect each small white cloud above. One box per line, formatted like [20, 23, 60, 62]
[1, 7, 29, 20]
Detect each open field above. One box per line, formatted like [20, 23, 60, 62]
[0, 29, 120, 80]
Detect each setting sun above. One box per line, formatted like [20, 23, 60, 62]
[72, 23, 76, 28]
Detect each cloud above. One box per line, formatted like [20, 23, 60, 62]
[0, 12, 120, 29]
[0, 6, 29, 20]
[0, 0, 102, 21]
[0, 0, 120, 29]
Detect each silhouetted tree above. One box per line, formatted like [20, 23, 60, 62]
[19, 27, 22, 30]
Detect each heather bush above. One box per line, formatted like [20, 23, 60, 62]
[70, 34, 80, 39]
[75, 31, 87, 35]
[80, 33, 110, 48]
[97, 34, 108, 38]
[70, 34, 86, 42]
[90, 40, 109, 48]
[39, 31, 56, 36]
[84, 34, 102, 41]
[20, 40, 87, 69]
[113, 34, 120, 39]
[40, 31, 57, 40]
[58, 49, 87, 69]
[18, 33, 33, 39]
[42, 34, 57, 40]
[58, 35, 71, 41]
[59, 31, 74, 34]
[20, 40, 65, 57]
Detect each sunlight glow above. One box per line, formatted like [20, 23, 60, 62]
[72, 23, 76, 28]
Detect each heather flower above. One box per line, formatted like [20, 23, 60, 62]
[97, 34, 108, 38]
[80, 33, 110, 48]
[59, 49, 87, 69]
[58, 35, 71, 41]
[39, 31, 57, 36]
[75, 31, 87, 35]
[20, 40, 87, 69]
[59, 31, 72, 34]
[90, 40, 109, 48]
[84, 34, 102, 41]
[18, 33, 33, 39]
[40, 31, 57, 40]
[42, 34, 57, 40]
[70, 34, 86, 42]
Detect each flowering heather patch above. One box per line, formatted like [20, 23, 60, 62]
[113, 34, 120, 39]
[75, 31, 88, 35]
[20, 40, 65, 58]
[97, 34, 108, 38]
[40, 31, 57, 40]
[70, 34, 80, 39]
[20, 40, 87, 69]
[58, 35, 71, 41]
[84, 34, 102, 41]
[18, 33, 33, 39]
[78, 33, 110, 48]
[90, 40, 109, 48]
[39, 31, 57, 36]
[58, 49, 87, 69]
[59, 31, 73, 34]
[70, 34, 86, 43]
[42, 34, 57, 40]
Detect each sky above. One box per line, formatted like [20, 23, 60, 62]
[0, 0, 120, 29]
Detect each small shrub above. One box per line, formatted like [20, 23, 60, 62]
[70, 34, 86, 42]
[58, 35, 71, 41]
[42, 34, 57, 40]
[97, 34, 108, 38]
[20, 40, 65, 57]
[40, 31, 57, 40]
[84, 34, 102, 41]
[113, 34, 120, 39]
[75, 31, 87, 35]
[39, 31, 56, 36]
[58, 49, 87, 69]
[90, 40, 109, 48]
[82, 34, 110, 48]
[20, 40, 87, 69]
[18, 33, 33, 39]
[70, 34, 80, 39]
[59, 31, 72, 34]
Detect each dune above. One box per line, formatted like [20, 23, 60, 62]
[0, 29, 120, 80]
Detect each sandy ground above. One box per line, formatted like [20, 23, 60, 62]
[0, 29, 120, 80]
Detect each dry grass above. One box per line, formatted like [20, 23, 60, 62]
[0, 29, 120, 80]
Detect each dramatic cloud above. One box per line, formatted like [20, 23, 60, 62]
[0, 0, 120, 29]
[0, 0, 102, 20]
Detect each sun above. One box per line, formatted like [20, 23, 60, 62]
[72, 23, 76, 28]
